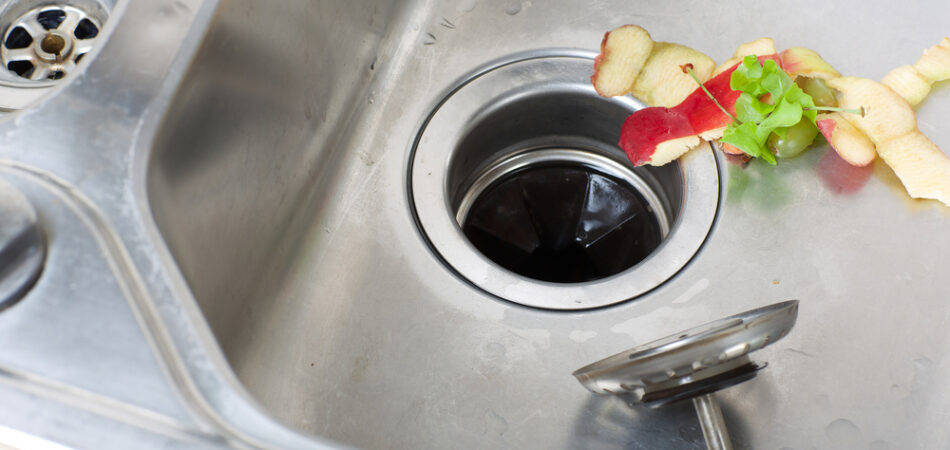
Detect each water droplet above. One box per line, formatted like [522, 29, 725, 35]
[484, 342, 506, 359]
[825, 418, 861, 446]
[913, 356, 933, 368]
[569, 330, 597, 343]
[504, 1, 521, 15]
[457, 0, 477, 12]
[483, 409, 508, 436]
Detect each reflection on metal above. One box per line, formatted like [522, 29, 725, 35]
[693, 394, 732, 450]
[574, 300, 799, 450]
[0, 180, 45, 311]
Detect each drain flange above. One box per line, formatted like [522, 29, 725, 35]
[409, 50, 720, 310]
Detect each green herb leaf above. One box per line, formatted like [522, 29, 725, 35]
[731, 56, 792, 100]
[730, 56, 765, 94]
[781, 84, 817, 125]
[722, 121, 776, 165]
[723, 55, 823, 163]
[757, 97, 803, 141]
[759, 60, 791, 100]
[734, 92, 773, 124]
[684, 54, 825, 164]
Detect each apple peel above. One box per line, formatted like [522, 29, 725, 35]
[826, 72, 950, 206]
[712, 37, 777, 76]
[816, 112, 876, 167]
[630, 42, 716, 107]
[780, 47, 841, 80]
[649, 135, 704, 166]
[913, 37, 950, 84]
[876, 131, 950, 206]
[826, 77, 917, 146]
[882, 38, 950, 106]
[882, 65, 932, 106]
[619, 55, 781, 166]
[591, 25, 655, 97]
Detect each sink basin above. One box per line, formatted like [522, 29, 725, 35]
[146, 0, 950, 448]
[5, 0, 943, 448]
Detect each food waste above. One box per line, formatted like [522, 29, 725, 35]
[591, 25, 950, 206]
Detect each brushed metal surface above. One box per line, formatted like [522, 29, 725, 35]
[147, 0, 950, 448]
[0, 179, 44, 311]
[0, 0, 947, 448]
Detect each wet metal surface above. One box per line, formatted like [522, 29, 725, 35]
[0, 0, 949, 448]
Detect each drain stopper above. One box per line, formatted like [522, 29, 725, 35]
[1, 5, 102, 81]
[574, 300, 799, 449]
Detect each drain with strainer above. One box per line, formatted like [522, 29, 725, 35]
[0, 0, 111, 110]
[1, 4, 102, 81]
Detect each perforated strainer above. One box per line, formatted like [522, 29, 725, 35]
[574, 300, 799, 449]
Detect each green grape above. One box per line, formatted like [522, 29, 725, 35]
[769, 118, 819, 159]
[796, 77, 837, 107]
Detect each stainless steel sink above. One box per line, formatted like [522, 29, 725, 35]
[2, 0, 950, 448]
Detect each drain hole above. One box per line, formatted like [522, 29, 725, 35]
[446, 88, 680, 285]
[462, 163, 662, 283]
[1, 4, 107, 83]
[6, 60, 33, 77]
[74, 19, 98, 39]
[410, 53, 720, 308]
[37, 9, 66, 30]
[4, 27, 31, 49]
[40, 34, 66, 55]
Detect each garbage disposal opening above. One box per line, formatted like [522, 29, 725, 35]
[409, 51, 719, 310]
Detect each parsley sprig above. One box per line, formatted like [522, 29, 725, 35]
[725, 56, 818, 164]
[685, 55, 862, 165]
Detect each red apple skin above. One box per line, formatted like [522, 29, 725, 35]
[590, 32, 610, 90]
[817, 114, 876, 167]
[620, 107, 693, 166]
[673, 64, 743, 132]
[618, 54, 781, 165]
[816, 119, 836, 145]
[779, 47, 840, 79]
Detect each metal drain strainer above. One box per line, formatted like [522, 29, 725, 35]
[1, 5, 102, 81]
[574, 300, 799, 449]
